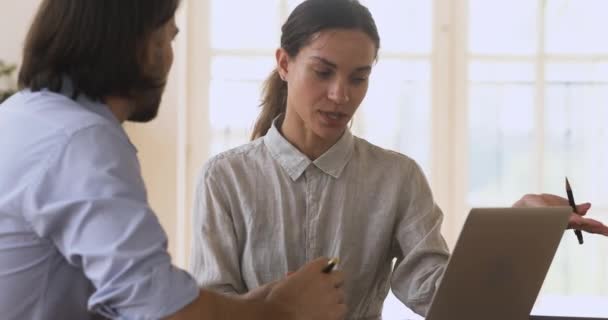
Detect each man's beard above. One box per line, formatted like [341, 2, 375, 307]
[127, 84, 165, 122]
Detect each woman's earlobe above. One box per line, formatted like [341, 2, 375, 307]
[278, 72, 287, 81]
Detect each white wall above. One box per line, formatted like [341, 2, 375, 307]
[124, 76, 181, 262]
[0, 0, 39, 93]
[0, 1, 39, 64]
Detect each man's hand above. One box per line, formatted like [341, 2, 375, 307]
[243, 280, 279, 301]
[266, 257, 347, 320]
[513, 193, 608, 236]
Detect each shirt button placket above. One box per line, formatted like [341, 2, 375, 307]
[304, 170, 311, 261]
[308, 169, 320, 257]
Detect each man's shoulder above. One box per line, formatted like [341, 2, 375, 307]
[0, 91, 134, 184]
[1, 90, 119, 137]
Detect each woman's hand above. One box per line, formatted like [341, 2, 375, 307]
[513, 193, 608, 236]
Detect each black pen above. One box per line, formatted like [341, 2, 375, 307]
[566, 177, 584, 245]
[322, 258, 340, 273]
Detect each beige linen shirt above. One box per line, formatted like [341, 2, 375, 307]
[190, 117, 449, 319]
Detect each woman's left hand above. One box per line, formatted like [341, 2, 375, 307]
[513, 193, 608, 236]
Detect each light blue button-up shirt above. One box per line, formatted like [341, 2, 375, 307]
[0, 86, 198, 319]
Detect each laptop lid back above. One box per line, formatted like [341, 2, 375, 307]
[426, 207, 571, 320]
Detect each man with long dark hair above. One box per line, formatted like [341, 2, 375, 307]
[0, 1, 346, 319]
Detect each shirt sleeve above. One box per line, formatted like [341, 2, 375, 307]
[189, 160, 246, 295]
[390, 161, 450, 316]
[22, 124, 198, 319]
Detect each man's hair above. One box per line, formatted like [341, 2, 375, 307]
[18, 0, 180, 101]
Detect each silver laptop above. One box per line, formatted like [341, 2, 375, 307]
[426, 207, 572, 320]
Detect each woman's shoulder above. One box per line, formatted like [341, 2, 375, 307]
[352, 135, 420, 170]
[200, 138, 268, 178]
[352, 136, 431, 191]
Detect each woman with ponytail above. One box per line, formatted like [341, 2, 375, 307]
[190, 0, 608, 318]
[192, 2, 446, 318]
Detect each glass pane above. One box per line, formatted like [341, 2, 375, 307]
[543, 63, 608, 208]
[545, 0, 608, 54]
[354, 59, 431, 174]
[468, 62, 536, 206]
[211, 56, 276, 81]
[209, 80, 263, 130]
[211, 0, 280, 50]
[361, 0, 432, 54]
[469, 0, 538, 54]
[209, 57, 275, 155]
[535, 62, 608, 315]
[533, 226, 608, 317]
[210, 128, 252, 156]
[546, 62, 608, 83]
[469, 61, 536, 82]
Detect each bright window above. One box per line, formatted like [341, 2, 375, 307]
[467, 0, 608, 317]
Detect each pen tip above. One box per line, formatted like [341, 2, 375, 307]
[565, 177, 571, 189]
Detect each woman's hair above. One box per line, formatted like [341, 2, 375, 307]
[250, 0, 380, 140]
[18, 0, 180, 101]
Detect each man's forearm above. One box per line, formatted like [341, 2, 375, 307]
[166, 289, 289, 320]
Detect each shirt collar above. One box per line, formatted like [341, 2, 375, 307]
[59, 77, 122, 126]
[264, 116, 311, 181]
[313, 127, 354, 179]
[59, 76, 136, 151]
[264, 115, 354, 181]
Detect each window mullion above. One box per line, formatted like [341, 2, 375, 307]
[432, 0, 469, 246]
[535, 0, 547, 193]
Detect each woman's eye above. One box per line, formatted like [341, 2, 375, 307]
[315, 70, 332, 79]
[351, 77, 368, 84]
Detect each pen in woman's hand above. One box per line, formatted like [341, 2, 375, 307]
[566, 177, 584, 245]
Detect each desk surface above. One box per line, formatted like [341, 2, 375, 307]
[530, 296, 608, 319]
[531, 317, 608, 320]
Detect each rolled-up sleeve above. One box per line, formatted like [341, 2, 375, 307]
[22, 124, 198, 319]
[189, 160, 245, 295]
[390, 161, 450, 316]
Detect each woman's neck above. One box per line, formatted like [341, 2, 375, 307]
[280, 111, 342, 160]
